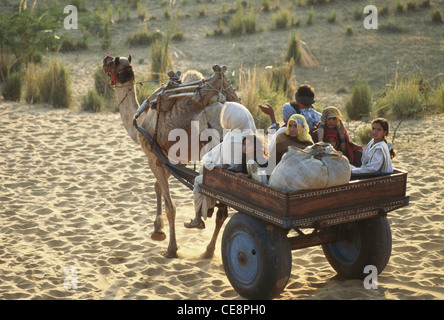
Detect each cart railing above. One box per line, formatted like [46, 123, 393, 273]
[200, 167, 409, 230]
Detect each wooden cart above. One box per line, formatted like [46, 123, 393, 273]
[133, 111, 409, 299]
[199, 167, 409, 299]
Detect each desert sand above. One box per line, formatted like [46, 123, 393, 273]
[1, 0, 444, 301]
[1, 99, 443, 300]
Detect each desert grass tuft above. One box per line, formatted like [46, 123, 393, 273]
[430, 81, 444, 113]
[430, 8, 443, 23]
[228, 1, 257, 35]
[327, 9, 337, 23]
[406, 0, 418, 11]
[307, 6, 314, 25]
[285, 32, 301, 65]
[345, 78, 373, 120]
[272, 9, 290, 29]
[94, 65, 115, 103]
[24, 63, 41, 104]
[356, 125, 373, 145]
[128, 25, 163, 46]
[81, 89, 104, 112]
[32, 60, 71, 108]
[2, 70, 22, 102]
[236, 60, 296, 130]
[375, 74, 428, 118]
[150, 20, 175, 81]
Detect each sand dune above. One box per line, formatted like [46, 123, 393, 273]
[1, 101, 443, 300]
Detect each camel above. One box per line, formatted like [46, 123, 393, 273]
[102, 54, 241, 258]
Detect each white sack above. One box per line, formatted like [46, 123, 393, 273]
[269, 142, 350, 192]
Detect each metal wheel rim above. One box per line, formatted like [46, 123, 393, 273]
[225, 230, 259, 286]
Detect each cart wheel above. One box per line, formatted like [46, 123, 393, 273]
[322, 216, 392, 279]
[221, 212, 291, 300]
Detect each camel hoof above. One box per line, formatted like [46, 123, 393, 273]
[163, 251, 178, 259]
[200, 249, 214, 259]
[151, 231, 167, 241]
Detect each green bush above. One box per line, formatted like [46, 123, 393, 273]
[307, 7, 314, 25]
[375, 75, 427, 118]
[39, 60, 71, 108]
[2, 71, 22, 101]
[421, 0, 431, 8]
[261, 0, 271, 12]
[101, 23, 111, 50]
[356, 125, 373, 145]
[379, 5, 389, 16]
[285, 32, 302, 65]
[236, 60, 296, 130]
[81, 89, 104, 112]
[396, 1, 405, 13]
[406, 1, 417, 11]
[345, 79, 373, 120]
[269, 59, 296, 100]
[430, 81, 444, 113]
[151, 38, 173, 81]
[327, 9, 337, 23]
[353, 8, 362, 20]
[430, 8, 443, 23]
[24, 63, 41, 104]
[272, 9, 290, 29]
[379, 18, 405, 33]
[228, 3, 258, 36]
[128, 28, 163, 46]
[94, 65, 115, 101]
[243, 11, 257, 34]
[0, 9, 57, 70]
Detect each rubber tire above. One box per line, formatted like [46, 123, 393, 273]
[322, 216, 392, 279]
[221, 212, 292, 300]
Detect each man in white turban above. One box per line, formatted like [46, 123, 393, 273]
[185, 102, 256, 229]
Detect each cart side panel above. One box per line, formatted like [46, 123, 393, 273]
[287, 170, 408, 216]
[202, 167, 287, 215]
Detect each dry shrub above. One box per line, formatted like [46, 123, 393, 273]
[236, 60, 296, 130]
[345, 78, 373, 120]
[2, 71, 22, 102]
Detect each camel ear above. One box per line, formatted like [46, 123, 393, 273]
[128, 55, 132, 64]
[115, 57, 120, 67]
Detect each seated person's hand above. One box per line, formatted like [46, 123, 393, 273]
[258, 104, 274, 116]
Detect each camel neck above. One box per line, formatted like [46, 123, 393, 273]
[115, 81, 141, 144]
[116, 83, 136, 108]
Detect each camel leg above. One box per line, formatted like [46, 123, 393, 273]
[148, 157, 178, 258]
[150, 181, 167, 241]
[201, 204, 228, 259]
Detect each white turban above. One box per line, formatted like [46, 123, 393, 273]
[202, 102, 256, 168]
[282, 103, 297, 123]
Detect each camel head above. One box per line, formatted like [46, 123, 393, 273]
[102, 54, 135, 86]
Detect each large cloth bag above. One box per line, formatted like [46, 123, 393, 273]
[269, 142, 350, 192]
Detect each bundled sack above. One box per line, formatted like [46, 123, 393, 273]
[269, 142, 350, 192]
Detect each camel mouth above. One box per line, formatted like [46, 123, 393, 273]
[102, 56, 114, 74]
[108, 72, 117, 86]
